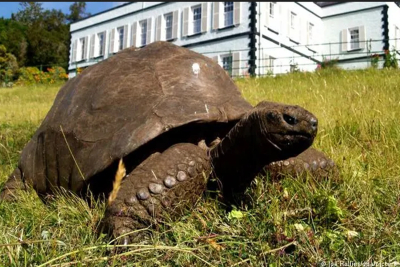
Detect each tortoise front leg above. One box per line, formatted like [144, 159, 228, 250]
[264, 147, 338, 180]
[0, 167, 27, 201]
[101, 143, 211, 244]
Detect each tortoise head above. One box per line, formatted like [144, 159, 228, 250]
[209, 100, 318, 198]
[254, 101, 318, 159]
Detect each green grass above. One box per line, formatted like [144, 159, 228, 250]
[1, 69, 400, 266]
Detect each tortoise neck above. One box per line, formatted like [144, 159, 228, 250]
[209, 112, 279, 196]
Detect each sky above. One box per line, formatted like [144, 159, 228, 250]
[0, 2, 127, 19]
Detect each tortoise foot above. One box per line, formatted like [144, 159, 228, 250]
[101, 143, 211, 243]
[0, 168, 27, 201]
[264, 147, 338, 180]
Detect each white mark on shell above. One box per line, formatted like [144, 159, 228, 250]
[192, 63, 200, 77]
[205, 104, 209, 113]
[151, 170, 158, 180]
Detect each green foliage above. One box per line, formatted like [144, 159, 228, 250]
[0, 45, 19, 85]
[370, 53, 380, 69]
[0, 2, 91, 71]
[0, 18, 27, 67]
[383, 47, 398, 69]
[67, 2, 91, 23]
[318, 56, 339, 70]
[17, 66, 68, 85]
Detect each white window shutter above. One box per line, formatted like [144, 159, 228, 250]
[201, 3, 208, 33]
[265, 2, 270, 27]
[72, 39, 77, 62]
[213, 2, 219, 30]
[172, 10, 178, 39]
[287, 9, 291, 38]
[109, 28, 115, 53]
[123, 25, 128, 49]
[146, 18, 152, 45]
[234, 2, 241, 25]
[183, 7, 189, 37]
[156, 15, 162, 41]
[131, 22, 137, 47]
[359, 25, 366, 49]
[341, 29, 348, 52]
[83, 36, 88, 60]
[232, 52, 240, 76]
[306, 21, 310, 45]
[89, 34, 95, 58]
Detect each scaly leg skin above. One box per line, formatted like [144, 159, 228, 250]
[0, 167, 27, 201]
[101, 143, 211, 245]
[264, 147, 338, 180]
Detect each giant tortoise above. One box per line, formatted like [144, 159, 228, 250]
[0, 41, 334, 243]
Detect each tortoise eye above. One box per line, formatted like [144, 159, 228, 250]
[283, 114, 297, 125]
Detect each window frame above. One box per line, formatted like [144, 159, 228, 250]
[308, 22, 314, 43]
[79, 37, 85, 61]
[192, 5, 202, 35]
[221, 54, 233, 76]
[117, 26, 124, 51]
[224, 2, 234, 27]
[140, 20, 147, 47]
[98, 32, 104, 57]
[290, 12, 296, 30]
[164, 12, 173, 40]
[349, 27, 360, 50]
[269, 2, 276, 18]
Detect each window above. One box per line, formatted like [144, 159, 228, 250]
[165, 13, 173, 40]
[80, 37, 85, 60]
[308, 22, 314, 42]
[269, 2, 276, 18]
[222, 55, 233, 76]
[98, 32, 104, 56]
[349, 27, 360, 50]
[290, 12, 296, 29]
[192, 5, 202, 34]
[224, 2, 234, 27]
[117, 26, 124, 51]
[140, 20, 147, 46]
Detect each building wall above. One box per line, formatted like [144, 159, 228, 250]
[68, 2, 400, 79]
[69, 2, 252, 78]
[387, 2, 400, 51]
[257, 2, 323, 74]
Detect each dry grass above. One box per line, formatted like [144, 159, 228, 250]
[1, 69, 400, 266]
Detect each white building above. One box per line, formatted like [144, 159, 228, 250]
[68, 2, 400, 78]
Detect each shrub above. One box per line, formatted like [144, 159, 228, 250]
[383, 47, 398, 69]
[0, 45, 19, 85]
[16, 66, 68, 85]
[318, 57, 339, 70]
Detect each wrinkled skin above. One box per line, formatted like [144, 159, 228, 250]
[263, 148, 338, 180]
[0, 41, 333, 244]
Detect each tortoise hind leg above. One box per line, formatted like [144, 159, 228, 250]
[0, 167, 27, 201]
[264, 147, 338, 180]
[101, 143, 211, 244]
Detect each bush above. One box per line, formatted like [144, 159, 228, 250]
[0, 45, 19, 84]
[16, 66, 68, 85]
[383, 47, 398, 69]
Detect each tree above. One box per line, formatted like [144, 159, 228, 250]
[12, 2, 43, 26]
[67, 2, 91, 24]
[0, 18, 27, 66]
[12, 2, 69, 69]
